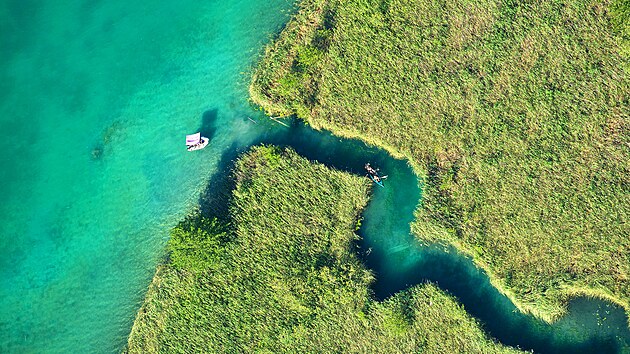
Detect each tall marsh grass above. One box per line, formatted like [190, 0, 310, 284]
[126, 146, 519, 353]
[250, 0, 630, 322]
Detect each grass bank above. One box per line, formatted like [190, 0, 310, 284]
[126, 146, 519, 353]
[250, 0, 630, 323]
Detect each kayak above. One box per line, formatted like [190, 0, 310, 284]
[368, 173, 385, 187]
[365, 162, 386, 187]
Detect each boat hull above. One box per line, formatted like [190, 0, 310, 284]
[368, 174, 384, 187]
[187, 137, 209, 151]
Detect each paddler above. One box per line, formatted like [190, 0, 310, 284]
[365, 163, 377, 175]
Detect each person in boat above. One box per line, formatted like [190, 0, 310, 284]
[365, 163, 378, 176]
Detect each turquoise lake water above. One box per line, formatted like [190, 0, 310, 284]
[1, 0, 629, 353]
[0, 0, 296, 352]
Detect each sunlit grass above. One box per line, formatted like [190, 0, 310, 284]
[250, 0, 629, 323]
[126, 146, 519, 353]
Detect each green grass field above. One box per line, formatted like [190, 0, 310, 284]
[250, 0, 629, 322]
[126, 146, 519, 353]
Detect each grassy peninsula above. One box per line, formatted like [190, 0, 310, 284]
[126, 146, 519, 353]
[250, 0, 629, 322]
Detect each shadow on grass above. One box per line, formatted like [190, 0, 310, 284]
[198, 142, 244, 221]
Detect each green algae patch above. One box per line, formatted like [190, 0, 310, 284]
[126, 146, 519, 353]
[250, 0, 630, 324]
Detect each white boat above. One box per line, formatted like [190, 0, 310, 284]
[186, 132, 209, 151]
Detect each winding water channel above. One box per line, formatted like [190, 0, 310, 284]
[211, 114, 630, 353]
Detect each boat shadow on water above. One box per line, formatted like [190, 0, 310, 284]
[198, 108, 219, 143]
[197, 113, 630, 354]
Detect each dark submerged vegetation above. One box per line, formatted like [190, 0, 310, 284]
[126, 146, 519, 353]
[250, 0, 630, 322]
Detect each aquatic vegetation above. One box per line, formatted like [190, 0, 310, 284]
[166, 215, 231, 274]
[126, 146, 519, 353]
[250, 0, 630, 323]
[90, 145, 104, 160]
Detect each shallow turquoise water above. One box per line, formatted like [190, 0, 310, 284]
[1, 1, 629, 353]
[0, 0, 296, 352]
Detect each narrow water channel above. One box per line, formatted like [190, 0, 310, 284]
[212, 114, 630, 354]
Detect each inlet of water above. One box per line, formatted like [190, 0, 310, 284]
[221, 116, 630, 354]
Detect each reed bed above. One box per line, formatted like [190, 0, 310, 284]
[250, 0, 630, 322]
[126, 146, 519, 353]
